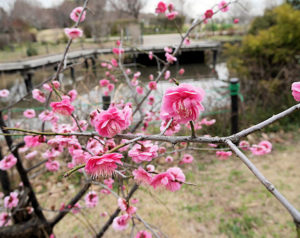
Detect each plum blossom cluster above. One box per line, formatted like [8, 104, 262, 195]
[64, 6, 86, 39]
[0, 191, 20, 227]
[156, 1, 178, 20]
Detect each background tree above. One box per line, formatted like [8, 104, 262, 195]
[108, 0, 145, 19]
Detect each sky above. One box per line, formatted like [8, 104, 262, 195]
[0, 0, 284, 17]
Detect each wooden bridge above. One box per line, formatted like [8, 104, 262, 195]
[0, 40, 220, 92]
[0, 41, 220, 73]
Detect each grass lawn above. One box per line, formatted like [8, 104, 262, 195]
[23, 131, 300, 238]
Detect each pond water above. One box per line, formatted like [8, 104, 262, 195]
[0, 60, 231, 131]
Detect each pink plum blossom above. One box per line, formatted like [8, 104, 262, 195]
[148, 81, 157, 90]
[85, 153, 123, 177]
[93, 106, 132, 138]
[239, 140, 250, 151]
[156, 1, 167, 13]
[132, 167, 153, 185]
[52, 81, 60, 89]
[50, 98, 74, 116]
[216, 151, 232, 160]
[70, 7, 86, 22]
[184, 37, 191, 45]
[178, 68, 185, 75]
[111, 59, 118, 67]
[218, 1, 229, 12]
[100, 79, 109, 87]
[100, 212, 108, 217]
[166, 11, 178, 20]
[164, 47, 173, 53]
[148, 96, 155, 105]
[165, 156, 174, 163]
[146, 165, 155, 172]
[136, 86, 144, 95]
[108, 83, 115, 92]
[85, 191, 98, 208]
[149, 74, 154, 80]
[291, 82, 300, 101]
[128, 141, 158, 163]
[68, 89, 77, 102]
[168, 3, 174, 11]
[23, 109, 36, 118]
[104, 178, 114, 189]
[64, 28, 83, 39]
[158, 147, 166, 154]
[131, 198, 139, 204]
[165, 53, 177, 63]
[71, 203, 81, 214]
[161, 84, 205, 124]
[24, 135, 44, 147]
[251, 140, 272, 155]
[0, 89, 9, 98]
[112, 214, 130, 231]
[4, 192, 19, 209]
[43, 83, 52, 92]
[149, 51, 153, 60]
[45, 160, 60, 172]
[19, 146, 28, 153]
[86, 138, 104, 155]
[135, 231, 152, 238]
[25, 151, 38, 160]
[200, 118, 216, 126]
[234, 18, 239, 24]
[32, 89, 46, 103]
[0, 212, 9, 227]
[134, 72, 141, 79]
[164, 70, 171, 80]
[180, 154, 194, 164]
[205, 9, 214, 19]
[0, 154, 17, 171]
[118, 198, 128, 211]
[151, 167, 185, 192]
[39, 110, 57, 123]
[160, 117, 181, 136]
[113, 47, 124, 55]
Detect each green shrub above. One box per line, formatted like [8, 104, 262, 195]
[26, 44, 38, 57]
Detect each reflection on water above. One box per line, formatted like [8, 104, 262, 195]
[0, 61, 230, 130]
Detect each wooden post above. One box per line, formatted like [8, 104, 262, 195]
[70, 66, 76, 82]
[0, 146, 11, 196]
[90, 57, 97, 76]
[212, 49, 218, 69]
[102, 96, 111, 110]
[22, 71, 34, 93]
[230, 78, 239, 135]
[84, 58, 89, 70]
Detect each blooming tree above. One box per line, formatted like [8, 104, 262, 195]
[0, 1, 300, 237]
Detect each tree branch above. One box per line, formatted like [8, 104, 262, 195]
[226, 139, 300, 223]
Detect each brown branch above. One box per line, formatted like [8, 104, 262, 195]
[95, 184, 139, 238]
[0, 112, 47, 223]
[49, 181, 91, 227]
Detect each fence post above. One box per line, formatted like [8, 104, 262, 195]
[84, 58, 89, 70]
[22, 70, 34, 93]
[102, 96, 111, 110]
[70, 66, 76, 82]
[90, 56, 97, 76]
[212, 49, 218, 69]
[0, 146, 11, 196]
[230, 78, 239, 135]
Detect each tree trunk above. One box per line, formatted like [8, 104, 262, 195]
[0, 218, 52, 238]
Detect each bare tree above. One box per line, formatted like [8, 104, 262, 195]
[108, 0, 145, 19]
